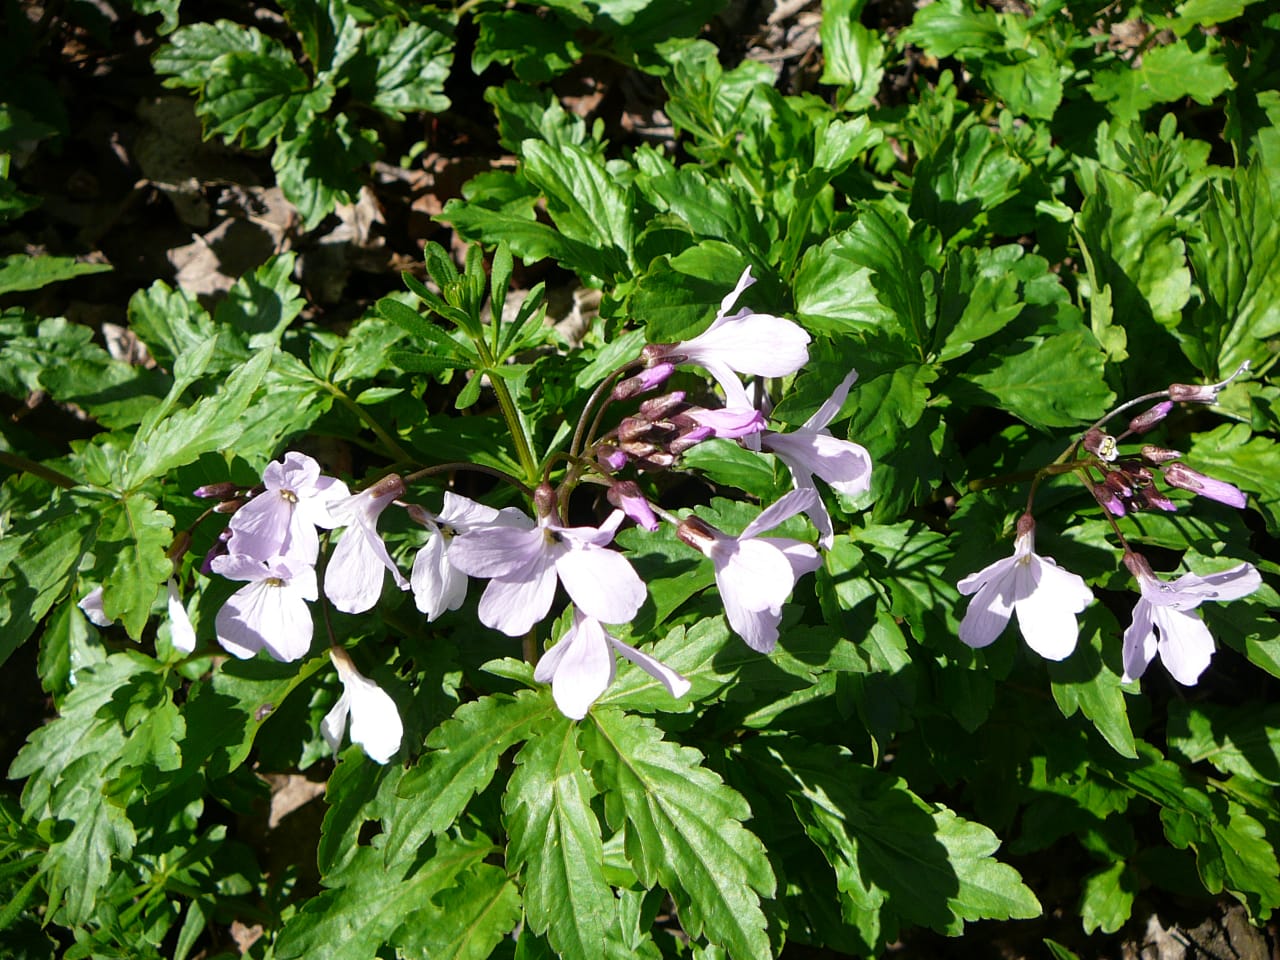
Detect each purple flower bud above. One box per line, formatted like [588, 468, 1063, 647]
[669, 426, 714, 456]
[1092, 485, 1126, 516]
[1162, 463, 1248, 508]
[638, 391, 686, 420]
[1103, 471, 1132, 499]
[620, 440, 658, 458]
[613, 363, 676, 401]
[1122, 550, 1154, 581]
[213, 498, 248, 514]
[607, 481, 660, 532]
[167, 530, 193, 560]
[534, 483, 557, 520]
[1128, 401, 1173, 434]
[1140, 445, 1182, 464]
[618, 417, 656, 443]
[201, 528, 232, 575]
[1136, 487, 1177, 512]
[194, 481, 240, 500]
[634, 451, 676, 471]
[596, 443, 629, 472]
[1167, 361, 1250, 403]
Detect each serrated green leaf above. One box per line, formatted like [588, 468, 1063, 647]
[1087, 40, 1232, 122]
[910, 122, 1026, 245]
[582, 709, 775, 960]
[1048, 616, 1137, 759]
[213, 252, 304, 345]
[678, 439, 782, 501]
[771, 740, 1040, 953]
[1188, 424, 1280, 532]
[900, 0, 1001, 58]
[200, 52, 330, 151]
[473, 11, 581, 83]
[819, 0, 885, 112]
[122, 347, 272, 488]
[1167, 700, 1280, 785]
[153, 21, 278, 89]
[504, 717, 616, 958]
[959, 327, 1114, 428]
[273, 112, 380, 229]
[97, 494, 173, 640]
[401, 863, 522, 960]
[0, 254, 111, 295]
[280, 0, 359, 75]
[358, 18, 453, 119]
[275, 833, 498, 960]
[387, 692, 551, 864]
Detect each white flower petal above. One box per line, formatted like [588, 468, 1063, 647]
[321, 693, 351, 754]
[546, 616, 616, 720]
[477, 558, 558, 636]
[79, 586, 112, 627]
[448, 520, 542, 578]
[1153, 607, 1216, 686]
[740, 488, 820, 541]
[610, 636, 691, 700]
[167, 579, 198, 654]
[555, 545, 646, 625]
[1121, 599, 1157, 683]
[1014, 560, 1087, 661]
[804, 368, 859, 431]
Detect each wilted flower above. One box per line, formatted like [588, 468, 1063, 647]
[319, 474, 410, 614]
[760, 368, 872, 548]
[449, 494, 646, 637]
[534, 609, 690, 720]
[228, 452, 349, 564]
[321, 646, 403, 764]
[644, 267, 810, 410]
[1121, 552, 1262, 685]
[677, 488, 822, 653]
[211, 554, 317, 662]
[956, 515, 1093, 661]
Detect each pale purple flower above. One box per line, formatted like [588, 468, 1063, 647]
[321, 647, 403, 764]
[409, 493, 525, 621]
[534, 608, 691, 720]
[319, 474, 410, 614]
[956, 515, 1093, 661]
[681, 406, 767, 440]
[607, 481, 660, 532]
[645, 267, 810, 410]
[760, 368, 872, 548]
[1162, 462, 1247, 509]
[78, 586, 112, 627]
[676, 488, 823, 653]
[167, 579, 197, 654]
[228, 452, 349, 564]
[211, 554, 317, 662]
[449, 501, 646, 637]
[1121, 552, 1262, 685]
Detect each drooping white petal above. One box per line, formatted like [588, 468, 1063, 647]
[957, 561, 1018, 648]
[327, 648, 403, 763]
[325, 522, 407, 614]
[610, 636, 692, 700]
[716, 538, 796, 613]
[79, 586, 112, 627]
[679, 312, 811, 379]
[448, 519, 542, 579]
[437, 491, 503, 531]
[477, 558, 559, 636]
[167, 579, 197, 654]
[804, 369, 859, 431]
[410, 531, 467, 621]
[1014, 559, 1089, 660]
[540, 615, 616, 720]
[766, 431, 872, 497]
[1121, 599, 1157, 683]
[740, 487, 821, 541]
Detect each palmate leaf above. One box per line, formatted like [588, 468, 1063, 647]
[400, 862, 522, 960]
[504, 716, 616, 958]
[153, 21, 279, 89]
[768, 740, 1040, 954]
[581, 709, 775, 959]
[97, 494, 174, 640]
[273, 113, 381, 229]
[386, 692, 551, 864]
[199, 52, 332, 151]
[359, 18, 453, 119]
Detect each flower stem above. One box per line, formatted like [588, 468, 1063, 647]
[325, 384, 414, 464]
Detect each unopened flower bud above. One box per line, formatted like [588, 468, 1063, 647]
[1163, 463, 1248, 508]
[1015, 513, 1035, 538]
[676, 515, 717, 551]
[595, 443, 628, 473]
[618, 417, 656, 443]
[1103, 471, 1132, 499]
[1135, 487, 1177, 512]
[1082, 428, 1118, 462]
[1127, 401, 1173, 434]
[638, 391, 686, 420]
[607, 481, 660, 532]
[534, 483, 557, 519]
[634, 451, 676, 470]
[367, 473, 406, 500]
[201, 528, 232, 575]
[194, 481, 239, 500]
[213, 497, 248, 514]
[1092, 485, 1126, 516]
[613, 363, 676, 401]
[620, 440, 658, 458]
[1167, 361, 1250, 403]
[669, 426, 714, 456]
[641, 343, 684, 367]
[404, 504, 432, 526]
[1140, 445, 1182, 464]
[167, 530, 192, 560]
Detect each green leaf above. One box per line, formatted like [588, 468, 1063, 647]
[1047, 616, 1137, 759]
[0, 254, 111, 295]
[213, 252, 304, 345]
[473, 11, 581, 83]
[678, 439, 783, 501]
[275, 833, 499, 959]
[358, 18, 453, 119]
[280, 0, 359, 74]
[1187, 424, 1280, 533]
[1187, 163, 1280, 376]
[910, 121, 1027, 245]
[1086, 39, 1232, 123]
[520, 140, 634, 282]
[770, 740, 1040, 953]
[582, 709, 775, 960]
[386, 693, 551, 864]
[200, 51, 330, 151]
[819, 0, 885, 112]
[1167, 700, 1280, 785]
[400, 863, 522, 960]
[273, 112, 381, 229]
[900, 0, 1002, 58]
[1079, 860, 1135, 935]
[122, 347, 272, 488]
[959, 327, 1114, 429]
[504, 717, 616, 958]
[97, 494, 174, 640]
[153, 21, 278, 89]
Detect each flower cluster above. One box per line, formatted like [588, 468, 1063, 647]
[956, 365, 1263, 686]
[102, 267, 875, 756]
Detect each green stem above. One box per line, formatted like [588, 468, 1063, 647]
[0, 451, 79, 488]
[326, 384, 414, 464]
